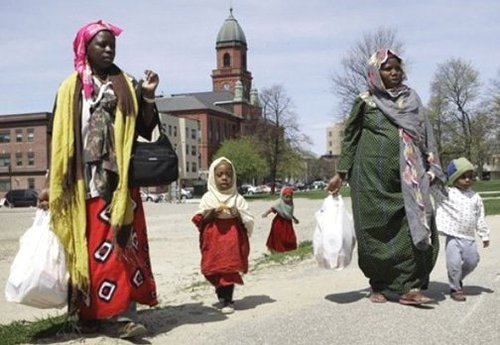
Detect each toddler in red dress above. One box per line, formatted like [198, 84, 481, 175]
[262, 187, 299, 253]
[192, 157, 254, 314]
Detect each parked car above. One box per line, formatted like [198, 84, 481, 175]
[242, 184, 258, 195]
[294, 182, 307, 191]
[181, 188, 193, 200]
[4, 189, 38, 207]
[140, 190, 161, 202]
[310, 180, 327, 190]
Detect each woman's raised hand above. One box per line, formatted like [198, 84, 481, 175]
[142, 69, 159, 96]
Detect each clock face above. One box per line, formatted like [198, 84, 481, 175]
[223, 83, 230, 90]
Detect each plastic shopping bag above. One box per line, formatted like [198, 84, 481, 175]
[5, 209, 68, 308]
[313, 195, 356, 270]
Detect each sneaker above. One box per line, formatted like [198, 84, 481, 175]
[450, 290, 466, 302]
[221, 301, 235, 314]
[118, 321, 148, 339]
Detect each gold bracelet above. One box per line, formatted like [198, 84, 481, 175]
[142, 95, 156, 104]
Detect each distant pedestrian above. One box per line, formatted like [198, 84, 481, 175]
[436, 157, 490, 301]
[262, 186, 299, 253]
[192, 157, 254, 314]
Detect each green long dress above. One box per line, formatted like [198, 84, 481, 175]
[337, 97, 439, 294]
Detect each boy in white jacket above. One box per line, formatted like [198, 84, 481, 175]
[436, 157, 490, 301]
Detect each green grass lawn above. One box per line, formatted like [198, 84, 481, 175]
[247, 180, 500, 215]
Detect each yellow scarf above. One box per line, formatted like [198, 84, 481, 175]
[50, 72, 137, 288]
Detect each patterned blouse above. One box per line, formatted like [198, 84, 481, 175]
[436, 187, 490, 241]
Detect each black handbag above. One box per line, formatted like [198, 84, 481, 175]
[129, 124, 179, 187]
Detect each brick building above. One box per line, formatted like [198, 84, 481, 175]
[155, 8, 262, 173]
[0, 8, 262, 197]
[0, 112, 50, 197]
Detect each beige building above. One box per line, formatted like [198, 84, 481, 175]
[157, 114, 200, 182]
[326, 122, 344, 156]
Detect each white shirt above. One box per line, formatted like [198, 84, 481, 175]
[436, 187, 490, 241]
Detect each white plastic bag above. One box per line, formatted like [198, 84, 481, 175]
[313, 195, 356, 270]
[5, 209, 68, 308]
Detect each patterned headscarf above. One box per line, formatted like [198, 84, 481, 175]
[366, 49, 434, 153]
[73, 20, 122, 100]
[367, 48, 407, 98]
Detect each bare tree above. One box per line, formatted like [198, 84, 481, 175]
[330, 27, 405, 116]
[430, 58, 481, 158]
[257, 84, 311, 193]
[488, 70, 500, 129]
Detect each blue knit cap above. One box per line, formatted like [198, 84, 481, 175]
[447, 157, 474, 186]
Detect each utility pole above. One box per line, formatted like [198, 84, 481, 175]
[8, 163, 12, 192]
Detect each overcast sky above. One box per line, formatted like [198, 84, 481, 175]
[1, 0, 499, 155]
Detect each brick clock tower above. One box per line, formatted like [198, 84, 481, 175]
[212, 8, 253, 101]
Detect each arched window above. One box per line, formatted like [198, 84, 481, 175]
[223, 53, 231, 67]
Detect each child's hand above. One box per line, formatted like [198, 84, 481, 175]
[203, 208, 217, 221]
[483, 240, 490, 248]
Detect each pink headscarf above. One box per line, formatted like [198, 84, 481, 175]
[73, 20, 122, 99]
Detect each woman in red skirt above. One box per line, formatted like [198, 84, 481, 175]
[44, 20, 158, 339]
[263, 187, 300, 253]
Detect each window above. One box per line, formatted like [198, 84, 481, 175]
[16, 152, 22, 166]
[173, 126, 177, 137]
[191, 145, 196, 156]
[191, 128, 196, 140]
[191, 162, 197, 172]
[186, 161, 190, 172]
[28, 178, 35, 189]
[0, 153, 10, 167]
[0, 130, 10, 143]
[27, 128, 34, 142]
[16, 129, 23, 142]
[168, 125, 172, 136]
[27, 152, 35, 166]
[185, 144, 189, 155]
[0, 179, 10, 192]
[223, 53, 231, 67]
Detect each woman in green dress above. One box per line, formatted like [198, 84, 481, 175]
[327, 49, 446, 305]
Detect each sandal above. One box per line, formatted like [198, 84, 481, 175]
[118, 321, 147, 339]
[450, 290, 466, 302]
[76, 319, 101, 334]
[399, 289, 434, 305]
[368, 291, 387, 303]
